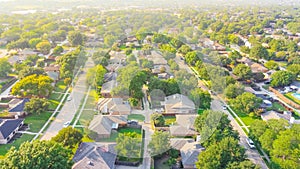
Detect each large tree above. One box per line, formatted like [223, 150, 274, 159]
[115, 132, 142, 159]
[0, 141, 73, 169]
[230, 92, 262, 115]
[148, 131, 171, 157]
[24, 98, 50, 115]
[270, 70, 295, 87]
[0, 58, 12, 77]
[287, 64, 300, 76]
[18, 66, 46, 79]
[250, 44, 269, 60]
[36, 41, 51, 55]
[68, 31, 84, 46]
[86, 65, 107, 90]
[150, 113, 165, 127]
[233, 64, 252, 80]
[224, 83, 244, 99]
[52, 127, 83, 148]
[11, 74, 53, 98]
[196, 137, 246, 169]
[189, 88, 211, 109]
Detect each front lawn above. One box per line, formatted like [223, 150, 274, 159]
[54, 80, 67, 93]
[128, 114, 145, 122]
[229, 108, 260, 127]
[24, 112, 52, 133]
[0, 134, 34, 157]
[164, 116, 176, 126]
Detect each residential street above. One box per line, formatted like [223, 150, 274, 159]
[41, 57, 94, 140]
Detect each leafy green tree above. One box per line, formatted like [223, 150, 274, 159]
[53, 46, 64, 55]
[250, 44, 269, 60]
[196, 137, 246, 169]
[185, 51, 199, 66]
[18, 67, 45, 79]
[115, 132, 142, 159]
[24, 98, 50, 115]
[264, 60, 279, 70]
[226, 160, 260, 169]
[287, 64, 300, 76]
[29, 38, 42, 49]
[189, 88, 211, 109]
[36, 41, 51, 55]
[148, 131, 171, 157]
[68, 31, 84, 46]
[0, 141, 73, 169]
[86, 65, 107, 89]
[225, 83, 245, 99]
[11, 74, 53, 98]
[0, 58, 12, 77]
[230, 92, 262, 114]
[128, 98, 139, 107]
[125, 48, 132, 55]
[52, 127, 83, 148]
[233, 64, 252, 80]
[7, 39, 29, 50]
[270, 71, 295, 87]
[104, 34, 117, 47]
[151, 113, 165, 127]
[178, 45, 192, 56]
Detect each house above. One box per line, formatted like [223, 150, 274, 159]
[261, 111, 300, 124]
[44, 65, 60, 82]
[170, 138, 194, 150]
[213, 43, 226, 51]
[170, 114, 198, 137]
[147, 51, 168, 66]
[97, 98, 131, 115]
[101, 80, 117, 98]
[0, 118, 24, 144]
[8, 98, 30, 116]
[180, 142, 205, 169]
[157, 73, 169, 79]
[237, 57, 253, 66]
[109, 51, 126, 64]
[88, 115, 127, 140]
[163, 94, 196, 114]
[73, 142, 117, 169]
[250, 63, 268, 73]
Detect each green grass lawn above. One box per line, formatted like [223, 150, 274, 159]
[0, 134, 34, 157]
[230, 108, 260, 127]
[99, 127, 142, 142]
[164, 116, 176, 126]
[285, 93, 300, 105]
[198, 109, 205, 115]
[54, 80, 67, 93]
[24, 112, 52, 133]
[128, 114, 145, 122]
[271, 102, 287, 112]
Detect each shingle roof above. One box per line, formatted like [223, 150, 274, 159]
[8, 98, 30, 113]
[101, 80, 116, 94]
[88, 115, 127, 135]
[73, 142, 117, 169]
[180, 142, 205, 168]
[0, 119, 23, 139]
[170, 138, 194, 150]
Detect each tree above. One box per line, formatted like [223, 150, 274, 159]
[270, 71, 295, 87]
[125, 48, 132, 55]
[128, 97, 139, 107]
[68, 31, 84, 46]
[52, 127, 83, 148]
[178, 45, 192, 56]
[249, 44, 269, 60]
[29, 38, 42, 49]
[189, 88, 211, 109]
[18, 67, 45, 79]
[64, 77, 71, 86]
[196, 137, 246, 169]
[53, 45, 64, 55]
[194, 110, 239, 147]
[0, 141, 73, 169]
[185, 51, 199, 66]
[11, 74, 53, 98]
[115, 132, 142, 159]
[104, 34, 117, 47]
[233, 64, 252, 80]
[226, 160, 260, 169]
[264, 60, 279, 70]
[36, 41, 51, 55]
[230, 92, 262, 114]
[0, 58, 12, 77]
[24, 98, 50, 115]
[225, 83, 244, 99]
[148, 131, 171, 157]
[86, 65, 107, 89]
[7, 39, 29, 50]
[151, 113, 165, 127]
[287, 64, 300, 76]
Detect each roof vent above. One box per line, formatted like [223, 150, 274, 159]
[87, 161, 93, 165]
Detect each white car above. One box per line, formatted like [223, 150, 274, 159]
[63, 121, 71, 128]
[222, 105, 227, 110]
[67, 96, 72, 101]
[246, 138, 255, 149]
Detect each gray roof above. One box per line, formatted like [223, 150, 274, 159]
[180, 142, 205, 168]
[170, 125, 198, 137]
[8, 98, 30, 113]
[101, 80, 116, 94]
[170, 138, 194, 150]
[88, 115, 127, 135]
[164, 94, 195, 113]
[0, 119, 23, 139]
[98, 98, 131, 115]
[73, 142, 117, 169]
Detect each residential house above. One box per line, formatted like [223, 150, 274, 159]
[163, 94, 196, 114]
[88, 115, 127, 140]
[97, 98, 131, 115]
[180, 142, 205, 169]
[170, 114, 198, 137]
[44, 65, 60, 82]
[157, 73, 169, 79]
[237, 57, 253, 66]
[170, 138, 194, 150]
[0, 118, 24, 144]
[250, 63, 268, 73]
[8, 98, 30, 116]
[73, 142, 117, 169]
[109, 51, 126, 64]
[101, 80, 117, 98]
[213, 42, 226, 51]
[261, 111, 300, 124]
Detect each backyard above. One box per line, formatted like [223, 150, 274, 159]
[128, 114, 145, 122]
[99, 127, 142, 142]
[24, 112, 52, 133]
[0, 134, 34, 157]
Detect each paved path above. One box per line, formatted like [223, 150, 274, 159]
[40, 57, 94, 140]
[0, 80, 19, 97]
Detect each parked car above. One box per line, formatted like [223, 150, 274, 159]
[127, 120, 138, 125]
[246, 138, 255, 149]
[63, 121, 71, 128]
[67, 96, 72, 101]
[222, 105, 227, 110]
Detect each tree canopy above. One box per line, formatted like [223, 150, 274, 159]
[148, 131, 171, 157]
[51, 127, 83, 148]
[270, 70, 295, 87]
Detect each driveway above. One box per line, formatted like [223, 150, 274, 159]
[41, 57, 94, 140]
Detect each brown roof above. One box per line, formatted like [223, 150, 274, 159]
[44, 65, 60, 72]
